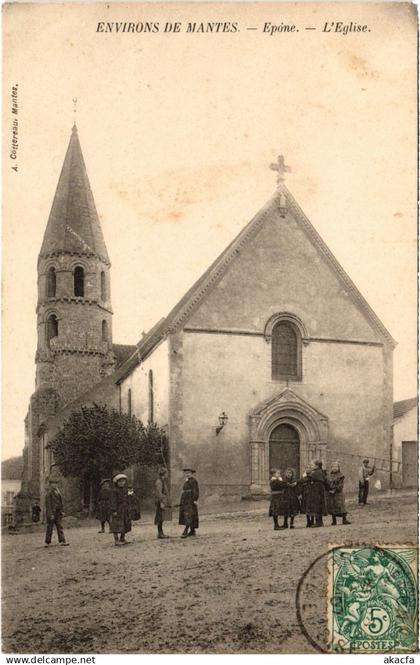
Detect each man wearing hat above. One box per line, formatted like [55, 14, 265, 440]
[95, 478, 113, 533]
[154, 466, 172, 539]
[179, 467, 199, 538]
[44, 476, 69, 547]
[110, 474, 132, 545]
[358, 458, 376, 505]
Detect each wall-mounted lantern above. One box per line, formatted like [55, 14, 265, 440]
[216, 411, 229, 436]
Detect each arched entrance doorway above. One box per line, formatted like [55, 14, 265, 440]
[269, 423, 300, 476]
[249, 388, 329, 493]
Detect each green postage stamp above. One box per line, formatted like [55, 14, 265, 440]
[329, 545, 418, 653]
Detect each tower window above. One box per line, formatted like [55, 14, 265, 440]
[47, 267, 56, 298]
[100, 271, 106, 301]
[74, 267, 85, 297]
[46, 314, 58, 346]
[101, 320, 108, 341]
[148, 369, 154, 423]
[272, 321, 301, 380]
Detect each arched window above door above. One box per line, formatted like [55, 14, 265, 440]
[265, 312, 306, 381]
[272, 321, 301, 380]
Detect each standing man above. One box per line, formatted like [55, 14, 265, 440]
[179, 468, 199, 538]
[44, 477, 69, 547]
[154, 466, 172, 539]
[358, 458, 376, 505]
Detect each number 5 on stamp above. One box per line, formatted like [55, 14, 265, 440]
[328, 545, 418, 653]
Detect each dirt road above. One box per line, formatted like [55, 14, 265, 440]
[2, 493, 417, 654]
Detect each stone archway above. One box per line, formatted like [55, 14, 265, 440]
[248, 388, 329, 492]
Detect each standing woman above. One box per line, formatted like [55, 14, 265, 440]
[110, 474, 132, 545]
[283, 468, 301, 529]
[154, 466, 172, 539]
[179, 468, 199, 538]
[96, 478, 112, 533]
[327, 461, 351, 525]
[269, 469, 284, 530]
[307, 460, 328, 527]
[298, 465, 315, 527]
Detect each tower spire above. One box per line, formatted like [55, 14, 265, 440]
[39, 124, 109, 264]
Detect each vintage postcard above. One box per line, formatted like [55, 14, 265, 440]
[2, 1, 418, 658]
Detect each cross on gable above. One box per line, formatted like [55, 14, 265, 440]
[270, 155, 291, 190]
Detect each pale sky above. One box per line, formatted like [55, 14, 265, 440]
[2, 2, 417, 460]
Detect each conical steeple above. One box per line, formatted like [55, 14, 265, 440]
[35, 124, 115, 405]
[39, 124, 109, 264]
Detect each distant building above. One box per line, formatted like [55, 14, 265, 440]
[2, 480, 21, 525]
[19, 126, 396, 517]
[392, 397, 418, 488]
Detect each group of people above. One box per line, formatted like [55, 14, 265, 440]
[269, 457, 376, 530]
[43, 458, 376, 546]
[94, 466, 199, 545]
[269, 460, 351, 529]
[43, 466, 200, 547]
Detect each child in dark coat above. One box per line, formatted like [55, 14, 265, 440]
[282, 468, 300, 529]
[307, 460, 328, 527]
[269, 468, 300, 530]
[269, 469, 283, 530]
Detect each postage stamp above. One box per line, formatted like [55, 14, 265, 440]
[328, 545, 418, 654]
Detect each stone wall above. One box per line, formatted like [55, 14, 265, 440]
[171, 204, 393, 503]
[179, 331, 389, 501]
[119, 339, 169, 503]
[36, 253, 115, 406]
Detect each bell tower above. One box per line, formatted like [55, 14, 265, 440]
[17, 123, 116, 513]
[35, 124, 115, 406]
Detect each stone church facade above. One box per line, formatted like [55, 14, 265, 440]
[17, 126, 396, 518]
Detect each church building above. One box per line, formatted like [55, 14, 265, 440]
[17, 126, 396, 518]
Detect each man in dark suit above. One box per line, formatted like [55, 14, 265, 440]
[179, 468, 199, 538]
[44, 477, 69, 547]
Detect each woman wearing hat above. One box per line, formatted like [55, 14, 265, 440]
[109, 474, 132, 545]
[95, 478, 113, 533]
[327, 461, 351, 525]
[154, 466, 172, 539]
[179, 468, 199, 538]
